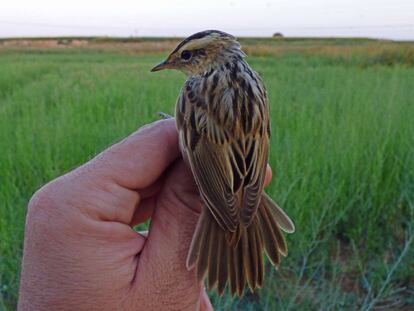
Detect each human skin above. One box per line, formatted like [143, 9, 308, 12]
[18, 118, 271, 311]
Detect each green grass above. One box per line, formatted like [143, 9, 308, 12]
[0, 42, 413, 310]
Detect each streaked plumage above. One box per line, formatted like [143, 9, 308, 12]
[151, 30, 295, 296]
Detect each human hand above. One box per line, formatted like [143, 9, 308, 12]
[18, 119, 213, 311]
[18, 119, 272, 311]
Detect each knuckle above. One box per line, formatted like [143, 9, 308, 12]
[26, 179, 66, 223]
[26, 186, 57, 232]
[27, 184, 55, 215]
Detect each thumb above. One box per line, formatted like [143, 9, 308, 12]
[132, 160, 205, 310]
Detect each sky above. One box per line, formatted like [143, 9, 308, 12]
[1, 0, 414, 40]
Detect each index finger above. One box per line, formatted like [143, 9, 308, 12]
[82, 118, 179, 189]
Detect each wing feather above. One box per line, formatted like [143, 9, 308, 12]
[241, 135, 269, 225]
[189, 142, 238, 230]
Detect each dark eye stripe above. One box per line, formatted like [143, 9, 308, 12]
[194, 48, 206, 56]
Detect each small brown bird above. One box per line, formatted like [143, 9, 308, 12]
[151, 30, 295, 296]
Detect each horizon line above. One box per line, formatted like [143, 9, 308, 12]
[1, 35, 413, 42]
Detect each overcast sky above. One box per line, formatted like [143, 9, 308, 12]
[1, 0, 414, 40]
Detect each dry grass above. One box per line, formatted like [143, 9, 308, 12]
[0, 37, 180, 54]
[2, 37, 414, 61]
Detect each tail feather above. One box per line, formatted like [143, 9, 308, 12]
[257, 203, 281, 267]
[254, 223, 264, 287]
[186, 208, 209, 270]
[241, 227, 254, 291]
[262, 193, 295, 233]
[216, 235, 228, 295]
[194, 212, 211, 280]
[262, 196, 288, 257]
[228, 244, 237, 295]
[235, 238, 245, 296]
[207, 225, 219, 290]
[186, 193, 294, 296]
[245, 223, 258, 291]
[226, 225, 243, 246]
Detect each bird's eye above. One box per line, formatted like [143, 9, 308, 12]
[181, 50, 192, 60]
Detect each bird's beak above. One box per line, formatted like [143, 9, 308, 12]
[151, 59, 173, 72]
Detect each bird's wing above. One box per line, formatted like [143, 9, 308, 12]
[176, 74, 269, 231]
[237, 74, 270, 226]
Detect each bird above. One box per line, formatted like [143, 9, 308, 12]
[151, 30, 295, 297]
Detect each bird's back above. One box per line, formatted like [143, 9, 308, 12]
[176, 59, 270, 231]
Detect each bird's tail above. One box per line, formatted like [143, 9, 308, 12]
[186, 193, 295, 296]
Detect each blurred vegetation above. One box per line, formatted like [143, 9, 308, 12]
[0, 38, 413, 310]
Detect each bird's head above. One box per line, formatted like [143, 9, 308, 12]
[151, 30, 245, 76]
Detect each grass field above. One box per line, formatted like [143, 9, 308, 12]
[0, 38, 414, 310]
